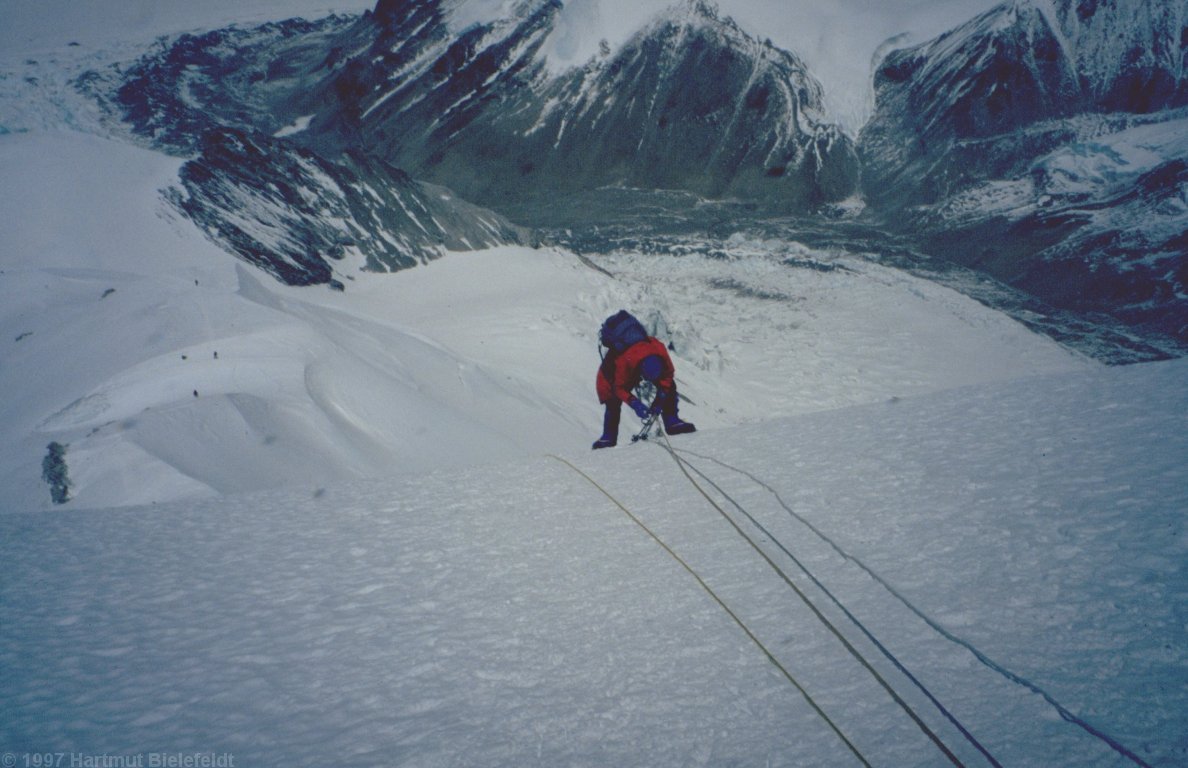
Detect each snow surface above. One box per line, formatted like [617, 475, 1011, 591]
[3, 360, 1186, 765]
[1, 3, 1185, 766]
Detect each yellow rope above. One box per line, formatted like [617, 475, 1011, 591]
[548, 454, 872, 768]
[654, 434, 967, 767]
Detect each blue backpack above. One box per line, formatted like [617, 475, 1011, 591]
[599, 310, 648, 354]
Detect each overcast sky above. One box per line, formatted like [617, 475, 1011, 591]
[0, 0, 998, 130]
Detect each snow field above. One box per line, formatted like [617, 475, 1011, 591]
[0, 460, 844, 765]
[690, 358, 1188, 766]
[3, 357, 1184, 765]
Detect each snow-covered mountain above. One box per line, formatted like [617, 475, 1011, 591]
[861, 0, 1187, 208]
[916, 113, 1188, 346]
[111, 0, 858, 216]
[98, 12, 530, 286]
[88, 0, 1185, 345]
[513, 0, 858, 208]
[859, 0, 1188, 346]
[170, 126, 529, 286]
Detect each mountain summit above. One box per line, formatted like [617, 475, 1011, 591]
[303, 0, 859, 213]
[115, 0, 858, 219]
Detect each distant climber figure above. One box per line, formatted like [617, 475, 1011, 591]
[593, 310, 696, 449]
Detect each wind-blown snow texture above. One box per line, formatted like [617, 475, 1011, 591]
[3, 359, 1186, 765]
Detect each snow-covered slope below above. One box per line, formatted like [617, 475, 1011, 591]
[0, 128, 1088, 512]
[0, 131, 581, 511]
[3, 357, 1184, 765]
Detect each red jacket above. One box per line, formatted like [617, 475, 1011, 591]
[596, 337, 675, 404]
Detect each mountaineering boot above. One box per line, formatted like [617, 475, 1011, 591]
[658, 388, 696, 436]
[592, 401, 621, 449]
[663, 416, 696, 436]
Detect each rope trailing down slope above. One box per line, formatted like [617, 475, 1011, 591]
[652, 434, 968, 768]
[669, 444, 1155, 768]
[547, 454, 874, 768]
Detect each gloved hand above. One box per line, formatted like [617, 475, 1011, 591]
[628, 398, 651, 420]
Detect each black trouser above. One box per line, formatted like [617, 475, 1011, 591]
[601, 385, 679, 441]
[599, 399, 622, 441]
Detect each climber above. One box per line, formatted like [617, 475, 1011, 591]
[593, 310, 696, 449]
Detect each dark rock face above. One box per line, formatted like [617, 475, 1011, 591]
[864, 3, 1073, 209]
[297, 0, 562, 207]
[508, 2, 858, 208]
[1057, 0, 1188, 112]
[168, 127, 527, 287]
[117, 16, 358, 154]
[111, 13, 528, 287]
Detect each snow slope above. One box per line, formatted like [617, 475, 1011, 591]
[0, 125, 1088, 511]
[3, 358, 1185, 766]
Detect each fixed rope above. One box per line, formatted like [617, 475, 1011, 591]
[672, 446, 1156, 768]
[654, 434, 968, 768]
[671, 445, 1001, 766]
[547, 454, 873, 768]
